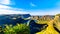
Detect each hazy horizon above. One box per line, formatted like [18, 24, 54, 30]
[0, 0, 60, 15]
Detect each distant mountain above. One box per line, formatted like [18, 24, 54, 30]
[0, 14, 31, 26]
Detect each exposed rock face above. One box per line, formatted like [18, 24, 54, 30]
[36, 14, 60, 34]
[41, 15, 53, 21]
[31, 16, 40, 20]
[53, 14, 60, 32]
[0, 14, 31, 26]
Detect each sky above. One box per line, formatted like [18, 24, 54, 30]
[0, 0, 60, 15]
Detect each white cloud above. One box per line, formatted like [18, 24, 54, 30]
[0, 4, 60, 15]
[0, 0, 60, 15]
[27, 9, 60, 15]
[0, 5, 28, 15]
[0, 0, 28, 15]
[30, 2, 36, 7]
[28, 1, 60, 15]
[0, 0, 11, 5]
[0, 0, 15, 5]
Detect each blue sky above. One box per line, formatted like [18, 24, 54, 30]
[11, 0, 58, 10]
[0, 0, 60, 15]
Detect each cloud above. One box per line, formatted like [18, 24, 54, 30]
[27, 8, 60, 15]
[28, 1, 60, 15]
[30, 2, 36, 7]
[0, 0, 11, 5]
[0, 0, 15, 5]
[0, 0, 29, 15]
[0, 5, 28, 15]
[0, 0, 60, 15]
[0, 4, 60, 15]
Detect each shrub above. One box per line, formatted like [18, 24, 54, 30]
[3, 23, 30, 34]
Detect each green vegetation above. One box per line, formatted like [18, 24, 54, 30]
[55, 14, 60, 16]
[36, 14, 60, 34]
[0, 14, 60, 34]
[37, 16, 51, 24]
[2, 24, 30, 34]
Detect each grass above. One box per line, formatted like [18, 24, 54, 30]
[36, 15, 60, 34]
